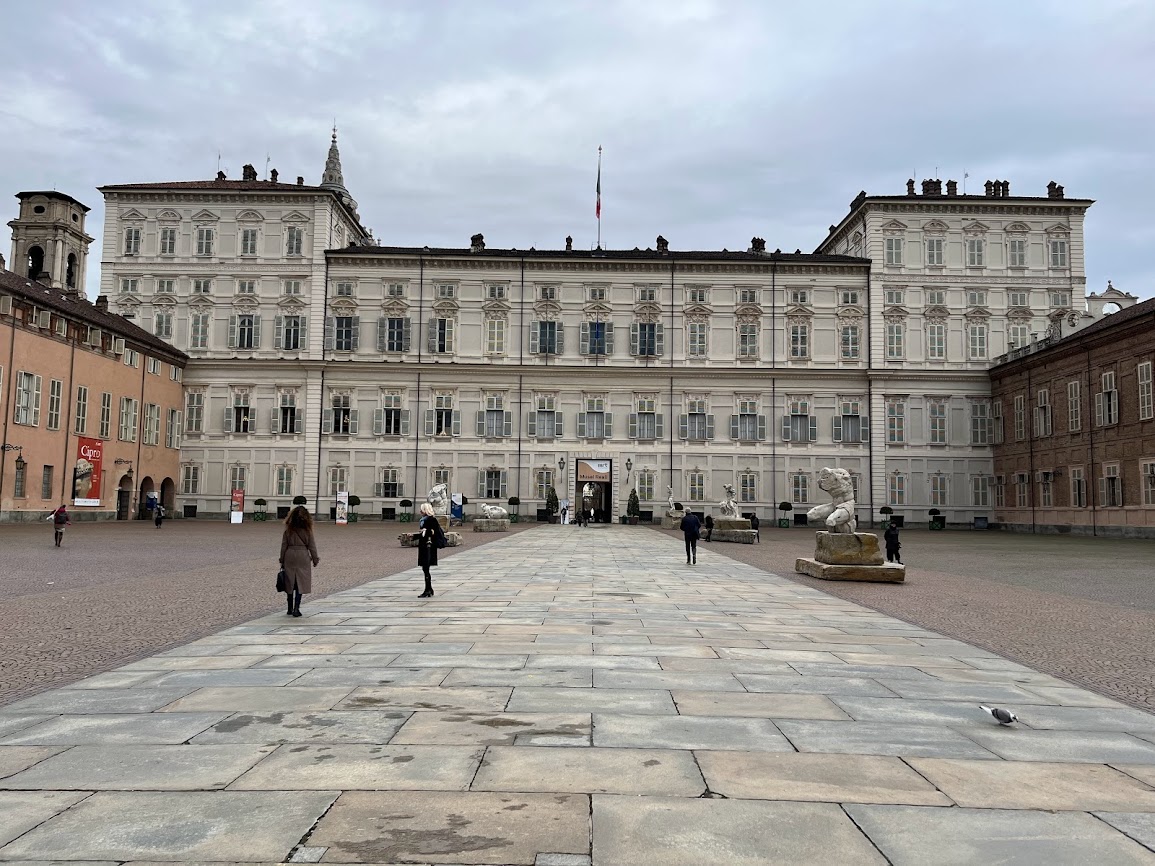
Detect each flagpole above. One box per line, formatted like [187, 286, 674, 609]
[596, 146, 602, 250]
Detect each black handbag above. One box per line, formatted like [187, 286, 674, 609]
[275, 568, 287, 592]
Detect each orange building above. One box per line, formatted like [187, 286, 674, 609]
[1, 191, 187, 521]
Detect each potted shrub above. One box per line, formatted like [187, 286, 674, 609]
[879, 505, 894, 529]
[399, 498, 414, 523]
[928, 507, 945, 531]
[627, 488, 642, 525]
[507, 496, 520, 523]
[292, 495, 307, 506]
[545, 486, 559, 523]
[778, 501, 793, 529]
[348, 494, 361, 523]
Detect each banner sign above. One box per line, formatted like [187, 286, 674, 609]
[72, 437, 104, 506]
[577, 459, 612, 483]
[230, 489, 245, 524]
[336, 490, 349, 525]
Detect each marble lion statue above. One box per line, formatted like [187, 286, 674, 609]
[807, 467, 856, 533]
[479, 503, 508, 519]
[719, 484, 739, 518]
[427, 483, 449, 516]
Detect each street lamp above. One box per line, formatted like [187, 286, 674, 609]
[0, 443, 21, 455]
[625, 458, 633, 483]
[557, 457, 565, 472]
[114, 458, 134, 480]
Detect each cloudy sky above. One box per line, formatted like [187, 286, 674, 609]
[3, 0, 1153, 298]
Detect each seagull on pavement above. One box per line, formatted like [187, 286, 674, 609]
[980, 705, 1018, 726]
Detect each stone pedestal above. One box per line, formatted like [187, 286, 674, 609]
[796, 530, 902, 582]
[715, 517, 751, 531]
[661, 513, 684, 530]
[711, 529, 759, 544]
[398, 531, 462, 547]
[473, 518, 510, 532]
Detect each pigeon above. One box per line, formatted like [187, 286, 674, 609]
[980, 705, 1018, 726]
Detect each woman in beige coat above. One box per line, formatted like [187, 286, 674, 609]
[279, 506, 320, 617]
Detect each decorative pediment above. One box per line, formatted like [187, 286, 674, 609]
[734, 303, 762, 317]
[276, 296, 305, 311]
[1006, 309, 1032, 322]
[115, 296, 140, 310]
[151, 295, 176, 307]
[1045, 223, 1070, 236]
[633, 301, 662, 316]
[922, 220, 949, 234]
[483, 308, 508, 322]
[736, 312, 761, 325]
[281, 211, 311, 223]
[964, 308, 991, 322]
[191, 209, 219, 222]
[156, 210, 182, 222]
[837, 304, 865, 317]
[533, 300, 562, 317]
[684, 312, 709, 324]
[1005, 221, 1031, 234]
[963, 221, 989, 235]
[923, 304, 951, 318]
[328, 299, 357, 314]
[232, 296, 259, 311]
[883, 305, 908, 318]
[432, 299, 459, 315]
[584, 301, 613, 316]
[189, 299, 213, 312]
[634, 310, 661, 324]
[482, 298, 511, 313]
[881, 219, 908, 232]
[236, 210, 264, 222]
[785, 304, 812, 317]
[682, 303, 712, 316]
[119, 208, 146, 221]
[786, 313, 811, 326]
[380, 298, 409, 315]
[836, 312, 863, 325]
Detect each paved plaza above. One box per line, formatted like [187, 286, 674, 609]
[2, 528, 1155, 863]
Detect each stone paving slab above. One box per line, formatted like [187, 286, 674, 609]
[0, 791, 89, 848]
[776, 719, 1000, 759]
[472, 745, 704, 796]
[591, 713, 791, 751]
[670, 690, 850, 720]
[190, 711, 411, 745]
[1094, 812, 1155, 854]
[229, 744, 484, 791]
[390, 711, 590, 746]
[0, 713, 227, 746]
[0, 746, 67, 778]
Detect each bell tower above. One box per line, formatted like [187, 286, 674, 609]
[7, 191, 94, 295]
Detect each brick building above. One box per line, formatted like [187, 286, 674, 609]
[1, 191, 188, 522]
[989, 291, 1155, 536]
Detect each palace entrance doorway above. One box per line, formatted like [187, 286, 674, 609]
[576, 458, 613, 524]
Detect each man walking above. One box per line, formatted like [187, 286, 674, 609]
[680, 511, 702, 565]
[884, 521, 902, 564]
[154, 503, 165, 529]
[750, 513, 760, 542]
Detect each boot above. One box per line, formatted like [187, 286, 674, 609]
[286, 593, 294, 615]
[420, 574, 434, 598]
[292, 591, 303, 617]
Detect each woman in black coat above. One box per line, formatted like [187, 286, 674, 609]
[417, 503, 443, 598]
[883, 521, 902, 564]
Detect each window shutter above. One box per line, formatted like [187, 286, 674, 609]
[500, 470, 508, 498]
[605, 323, 615, 354]
[754, 414, 766, 441]
[679, 414, 689, 439]
[502, 410, 513, 438]
[477, 471, 486, 498]
[294, 412, 303, 434]
[298, 317, 307, 347]
[1099, 476, 1107, 507]
[424, 409, 435, 436]
[223, 407, 234, 433]
[706, 415, 715, 439]
[731, 414, 740, 439]
[579, 321, 590, 355]
[1095, 392, 1104, 427]
[445, 319, 455, 353]
[629, 412, 638, 439]
[270, 408, 280, 434]
[833, 415, 843, 442]
[400, 410, 410, 436]
[350, 316, 360, 350]
[808, 416, 818, 442]
[251, 316, 261, 348]
[655, 413, 664, 439]
[375, 482, 384, 497]
[377, 317, 388, 352]
[397, 481, 404, 497]
[527, 411, 538, 436]
[604, 412, 613, 437]
[274, 315, 284, 349]
[556, 412, 563, 436]
[248, 409, 259, 435]
[451, 410, 461, 436]
[324, 316, 334, 351]
[781, 416, 792, 441]
[630, 322, 639, 356]
[476, 410, 486, 437]
[655, 324, 665, 357]
[322, 409, 333, 434]
[529, 320, 540, 354]
[227, 315, 238, 349]
[402, 318, 412, 352]
[373, 408, 384, 436]
[348, 409, 359, 435]
[427, 319, 437, 353]
[861, 416, 869, 442]
[577, 412, 587, 437]
[555, 325, 564, 355]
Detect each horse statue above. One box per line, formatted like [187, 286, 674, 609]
[806, 467, 856, 533]
[427, 483, 450, 516]
[718, 483, 739, 518]
[479, 503, 508, 519]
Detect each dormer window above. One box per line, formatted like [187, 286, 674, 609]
[789, 289, 809, 305]
[840, 289, 860, 306]
[966, 290, 987, 307]
[885, 289, 904, 306]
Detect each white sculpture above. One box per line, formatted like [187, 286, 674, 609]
[479, 503, 508, 519]
[667, 486, 676, 513]
[427, 483, 449, 516]
[807, 467, 857, 533]
[582, 482, 596, 500]
[718, 484, 739, 518]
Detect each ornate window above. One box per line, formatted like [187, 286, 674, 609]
[528, 394, 560, 439]
[840, 289, 860, 306]
[886, 399, 906, 444]
[240, 228, 258, 256]
[833, 399, 867, 444]
[335, 281, 355, 297]
[285, 226, 304, 256]
[965, 238, 985, 267]
[930, 474, 949, 507]
[535, 468, 554, 500]
[629, 395, 661, 440]
[530, 319, 564, 355]
[888, 472, 906, 506]
[792, 473, 809, 504]
[1049, 238, 1068, 268]
[276, 314, 305, 351]
[926, 237, 944, 266]
[789, 320, 809, 359]
[1068, 381, 1081, 431]
[478, 393, 513, 439]
[926, 321, 945, 360]
[485, 317, 506, 355]
[885, 321, 904, 359]
[970, 400, 991, 445]
[840, 323, 860, 360]
[195, 227, 214, 257]
[580, 320, 613, 356]
[1008, 322, 1030, 349]
[630, 322, 663, 357]
[154, 311, 173, 339]
[427, 393, 458, 437]
[373, 392, 408, 437]
[181, 465, 200, 495]
[160, 227, 178, 256]
[687, 321, 708, 357]
[884, 237, 903, 265]
[637, 470, 656, 501]
[276, 390, 301, 434]
[1008, 238, 1027, 268]
[687, 471, 705, 502]
[378, 316, 412, 353]
[277, 466, 294, 497]
[739, 472, 757, 502]
[737, 322, 759, 359]
[885, 288, 905, 305]
[681, 397, 712, 441]
[781, 398, 814, 442]
[928, 400, 948, 444]
[924, 289, 946, 306]
[324, 392, 357, 435]
[578, 395, 611, 439]
[428, 317, 455, 354]
[967, 322, 988, 359]
[225, 389, 252, 435]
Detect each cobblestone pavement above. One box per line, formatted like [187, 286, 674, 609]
[2, 527, 1154, 864]
[684, 527, 1155, 712]
[0, 519, 536, 706]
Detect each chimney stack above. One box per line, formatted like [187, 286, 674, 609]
[748, 237, 767, 254]
[565, 235, 573, 251]
[984, 180, 995, 196]
[906, 179, 916, 196]
[241, 164, 258, 182]
[0, 252, 6, 271]
[269, 168, 279, 183]
[296, 176, 304, 185]
[470, 233, 485, 253]
[216, 170, 226, 181]
[1047, 181, 1065, 199]
[95, 295, 109, 312]
[921, 179, 934, 195]
[656, 235, 669, 254]
[999, 180, 1010, 196]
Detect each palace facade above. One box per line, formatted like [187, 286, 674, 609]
[93, 137, 1130, 525]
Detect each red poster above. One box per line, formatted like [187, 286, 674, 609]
[230, 489, 245, 522]
[72, 437, 104, 506]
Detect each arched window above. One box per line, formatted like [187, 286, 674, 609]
[27, 245, 44, 279]
[66, 253, 78, 289]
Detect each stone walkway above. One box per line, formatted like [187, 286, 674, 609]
[1, 528, 1154, 864]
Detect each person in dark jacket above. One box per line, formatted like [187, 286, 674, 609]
[680, 512, 702, 565]
[48, 504, 71, 547]
[703, 513, 714, 542]
[884, 521, 902, 564]
[417, 503, 445, 598]
[280, 506, 320, 617]
[749, 513, 760, 542]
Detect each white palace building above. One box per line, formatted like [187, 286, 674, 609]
[95, 136, 1123, 524]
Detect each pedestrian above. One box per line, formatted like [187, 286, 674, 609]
[154, 503, 165, 529]
[279, 505, 320, 617]
[561, 505, 568, 525]
[884, 521, 902, 564]
[417, 502, 446, 598]
[749, 513, 760, 542]
[47, 504, 71, 547]
[704, 513, 714, 542]
[680, 511, 702, 565]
